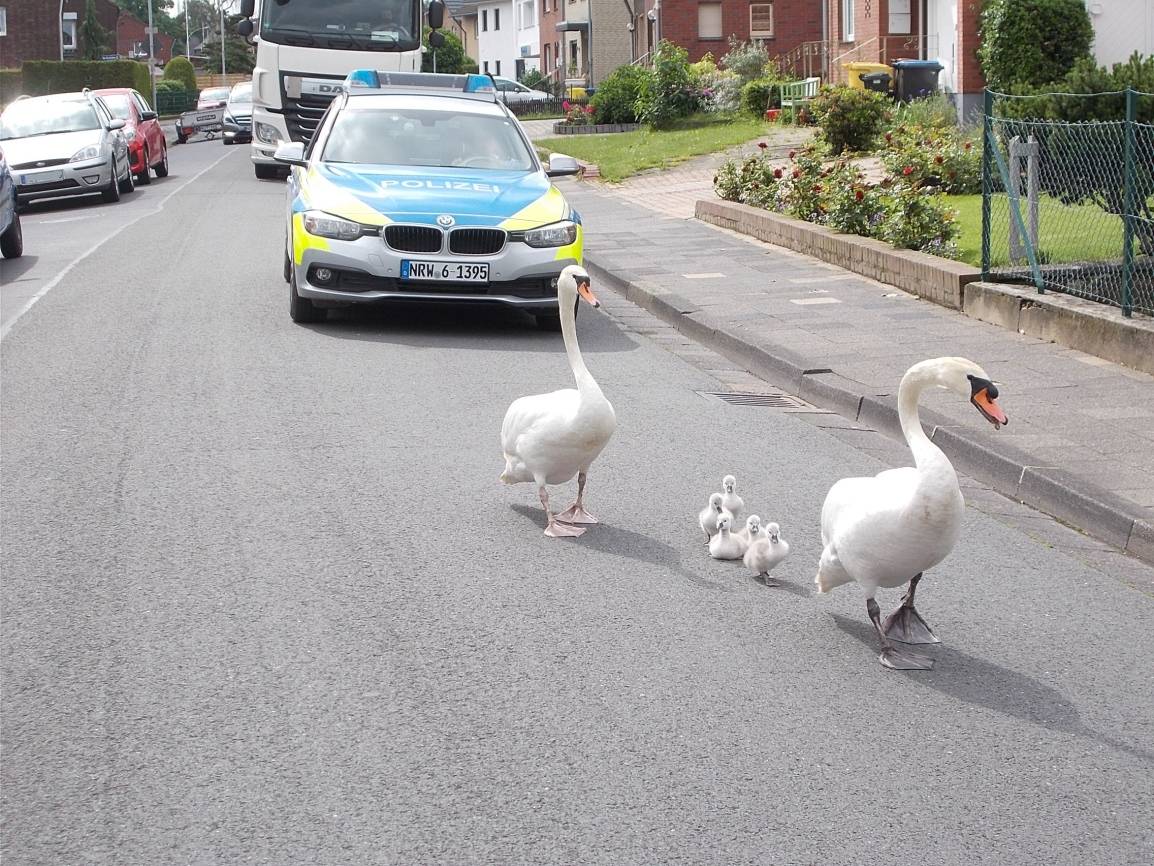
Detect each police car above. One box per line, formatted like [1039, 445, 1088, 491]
[273, 69, 584, 328]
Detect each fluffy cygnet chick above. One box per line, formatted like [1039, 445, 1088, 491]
[721, 474, 744, 520]
[743, 521, 790, 586]
[698, 492, 732, 545]
[709, 513, 747, 560]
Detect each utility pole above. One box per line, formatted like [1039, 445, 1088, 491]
[147, 0, 157, 109]
[185, 0, 191, 59]
[220, 1, 227, 82]
[59, 0, 65, 61]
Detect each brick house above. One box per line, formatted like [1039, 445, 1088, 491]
[825, 0, 984, 118]
[641, 0, 823, 67]
[116, 9, 174, 66]
[0, 0, 120, 67]
[542, 0, 633, 90]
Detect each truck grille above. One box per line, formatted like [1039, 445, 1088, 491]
[280, 93, 333, 144]
[449, 228, 506, 255]
[384, 225, 443, 253]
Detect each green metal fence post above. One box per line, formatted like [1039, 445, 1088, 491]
[981, 89, 993, 279]
[1122, 87, 1136, 318]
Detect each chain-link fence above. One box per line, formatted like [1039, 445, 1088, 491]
[982, 88, 1154, 317]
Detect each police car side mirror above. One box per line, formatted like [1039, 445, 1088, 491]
[273, 142, 307, 167]
[546, 153, 580, 177]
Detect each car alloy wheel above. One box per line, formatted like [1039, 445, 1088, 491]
[118, 154, 136, 194]
[154, 144, 169, 178]
[102, 157, 121, 203]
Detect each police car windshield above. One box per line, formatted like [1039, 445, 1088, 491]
[261, 0, 418, 50]
[323, 107, 535, 171]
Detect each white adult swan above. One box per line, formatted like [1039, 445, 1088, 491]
[500, 265, 617, 537]
[815, 357, 1008, 670]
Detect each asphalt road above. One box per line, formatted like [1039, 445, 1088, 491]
[2, 147, 1152, 865]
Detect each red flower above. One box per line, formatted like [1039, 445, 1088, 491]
[963, 141, 972, 151]
[773, 167, 783, 179]
[562, 100, 571, 111]
[855, 189, 864, 201]
[585, 105, 595, 114]
[792, 168, 801, 178]
[884, 132, 892, 143]
[934, 155, 944, 165]
[902, 166, 914, 176]
[758, 141, 768, 150]
[812, 184, 823, 193]
[789, 149, 797, 159]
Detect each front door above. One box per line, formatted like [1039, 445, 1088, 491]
[925, 0, 957, 93]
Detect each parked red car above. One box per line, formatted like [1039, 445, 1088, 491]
[93, 88, 169, 185]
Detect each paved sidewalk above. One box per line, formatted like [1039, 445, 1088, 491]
[555, 153, 1154, 564]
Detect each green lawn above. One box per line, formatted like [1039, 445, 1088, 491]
[950, 193, 1125, 267]
[536, 115, 770, 183]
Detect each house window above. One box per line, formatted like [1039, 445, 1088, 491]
[495, 8, 500, 30]
[749, 3, 774, 38]
[495, 59, 501, 75]
[698, 3, 723, 40]
[483, 60, 490, 73]
[0, 7, 7, 38]
[889, 0, 911, 35]
[62, 14, 79, 53]
[841, 0, 854, 41]
[482, 9, 488, 31]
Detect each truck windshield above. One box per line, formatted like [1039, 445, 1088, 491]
[260, 0, 420, 51]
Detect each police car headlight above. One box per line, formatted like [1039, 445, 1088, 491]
[523, 221, 577, 248]
[256, 122, 281, 144]
[303, 210, 362, 241]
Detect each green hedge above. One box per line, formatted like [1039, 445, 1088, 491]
[133, 63, 153, 107]
[0, 69, 22, 106]
[162, 56, 197, 97]
[20, 60, 150, 98]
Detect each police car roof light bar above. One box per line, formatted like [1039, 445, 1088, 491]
[342, 69, 498, 102]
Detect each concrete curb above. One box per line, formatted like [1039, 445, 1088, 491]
[586, 257, 1154, 566]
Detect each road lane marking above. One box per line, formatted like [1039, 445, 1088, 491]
[1, 150, 238, 342]
[789, 297, 842, 305]
[39, 216, 99, 225]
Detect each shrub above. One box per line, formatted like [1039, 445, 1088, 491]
[590, 64, 649, 124]
[163, 56, 198, 97]
[560, 100, 595, 125]
[699, 70, 742, 114]
[893, 93, 958, 129]
[812, 86, 892, 154]
[20, 60, 148, 96]
[520, 68, 550, 91]
[740, 77, 779, 116]
[713, 141, 961, 258]
[880, 124, 980, 195]
[979, 0, 1093, 91]
[721, 38, 770, 85]
[132, 63, 153, 106]
[0, 69, 22, 106]
[635, 40, 699, 128]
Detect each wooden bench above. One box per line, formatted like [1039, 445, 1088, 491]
[780, 77, 820, 123]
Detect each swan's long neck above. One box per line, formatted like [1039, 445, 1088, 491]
[560, 293, 599, 395]
[897, 363, 949, 470]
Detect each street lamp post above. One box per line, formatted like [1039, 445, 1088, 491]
[59, 0, 65, 61]
[220, 2, 227, 81]
[147, 0, 157, 110]
[185, 0, 191, 59]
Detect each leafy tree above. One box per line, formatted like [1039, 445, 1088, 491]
[421, 28, 477, 74]
[199, 33, 256, 74]
[79, 0, 112, 60]
[979, 0, 1093, 91]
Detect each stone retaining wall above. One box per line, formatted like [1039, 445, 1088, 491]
[695, 199, 980, 311]
[551, 122, 641, 135]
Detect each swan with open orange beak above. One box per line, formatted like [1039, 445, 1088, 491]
[968, 374, 1009, 429]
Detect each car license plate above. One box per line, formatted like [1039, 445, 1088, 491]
[21, 170, 63, 184]
[401, 260, 489, 283]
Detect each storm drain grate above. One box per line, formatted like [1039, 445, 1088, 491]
[697, 391, 810, 409]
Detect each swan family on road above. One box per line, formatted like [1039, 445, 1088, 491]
[499, 265, 1010, 670]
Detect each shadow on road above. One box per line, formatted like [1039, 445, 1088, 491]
[510, 503, 730, 591]
[0, 254, 40, 284]
[304, 303, 639, 354]
[832, 613, 1154, 765]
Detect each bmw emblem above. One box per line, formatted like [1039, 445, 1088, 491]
[437, 214, 455, 228]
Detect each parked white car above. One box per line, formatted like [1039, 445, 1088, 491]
[492, 77, 552, 103]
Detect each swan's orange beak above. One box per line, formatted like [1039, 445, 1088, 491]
[969, 376, 1008, 429]
[576, 278, 600, 308]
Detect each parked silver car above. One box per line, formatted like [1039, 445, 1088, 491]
[0, 90, 135, 206]
[492, 77, 553, 103]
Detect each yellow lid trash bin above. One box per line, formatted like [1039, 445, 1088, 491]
[844, 62, 893, 90]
